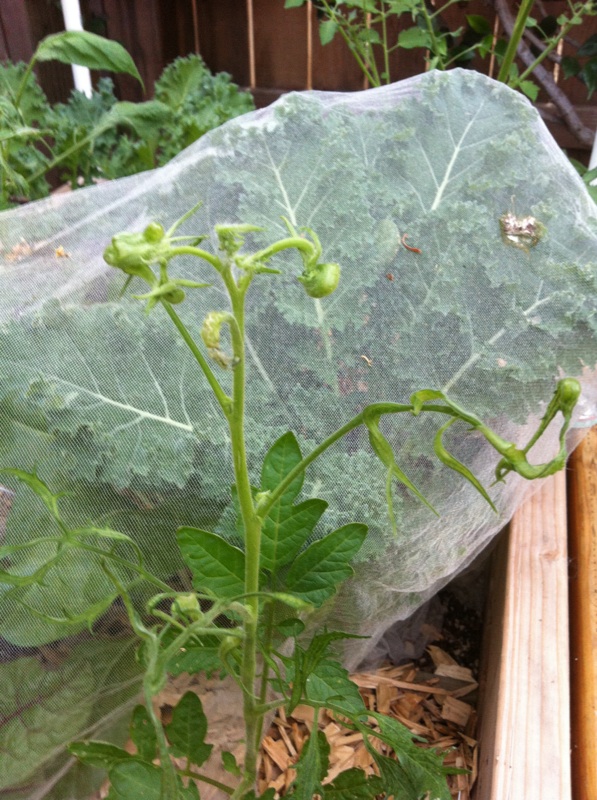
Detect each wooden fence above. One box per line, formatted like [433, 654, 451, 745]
[1, 0, 596, 158]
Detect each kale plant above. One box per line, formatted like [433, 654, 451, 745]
[0, 68, 595, 797]
[0, 40, 254, 207]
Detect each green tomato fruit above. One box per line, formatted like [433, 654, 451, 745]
[556, 377, 581, 416]
[162, 287, 185, 304]
[298, 262, 340, 298]
[144, 222, 165, 243]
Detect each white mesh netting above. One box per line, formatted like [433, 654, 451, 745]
[0, 68, 596, 798]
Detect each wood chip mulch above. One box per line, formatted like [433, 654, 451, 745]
[259, 646, 478, 798]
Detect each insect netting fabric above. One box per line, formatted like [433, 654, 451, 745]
[0, 68, 596, 799]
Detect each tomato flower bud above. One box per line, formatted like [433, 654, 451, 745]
[219, 635, 241, 663]
[215, 223, 264, 257]
[103, 232, 156, 284]
[171, 592, 202, 620]
[201, 312, 236, 368]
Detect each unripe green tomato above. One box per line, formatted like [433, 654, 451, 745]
[144, 222, 165, 243]
[299, 262, 340, 298]
[556, 377, 581, 414]
[162, 287, 185, 304]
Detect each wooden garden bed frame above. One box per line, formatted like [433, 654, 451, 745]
[475, 426, 597, 800]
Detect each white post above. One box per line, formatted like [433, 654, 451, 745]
[590, 132, 597, 172]
[60, 0, 93, 97]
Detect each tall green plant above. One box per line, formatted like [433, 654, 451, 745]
[0, 30, 147, 206]
[284, 0, 597, 102]
[2, 203, 579, 799]
[0, 38, 254, 207]
[285, 0, 488, 82]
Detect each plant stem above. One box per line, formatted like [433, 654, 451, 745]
[143, 672, 179, 800]
[181, 768, 234, 795]
[380, 2, 391, 83]
[497, 0, 536, 83]
[28, 125, 109, 183]
[252, 236, 317, 264]
[166, 245, 222, 271]
[516, 14, 580, 84]
[258, 402, 442, 517]
[14, 53, 39, 111]
[225, 281, 264, 798]
[333, 13, 380, 86]
[161, 302, 232, 416]
[419, 4, 443, 68]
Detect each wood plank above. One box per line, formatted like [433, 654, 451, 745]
[102, 0, 164, 100]
[475, 472, 571, 800]
[568, 426, 597, 800]
[24, 0, 74, 102]
[0, 0, 35, 62]
[252, 0, 309, 90]
[195, 0, 251, 88]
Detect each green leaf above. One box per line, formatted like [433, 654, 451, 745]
[177, 527, 245, 599]
[293, 728, 330, 800]
[261, 498, 328, 573]
[286, 630, 364, 714]
[0, 641, 140, 798]
[108, 760, 162, 800]
[103, 100, 172, 137]
[166, 635, 223, 677]
[35, 31, 142, 86]
[68, 740, 135, 771]
[580, 60, 597, 98]
[285, 0, 306, 7]
[398, 27, 431, 49]
[364, 412, 438, 515]
[130, 705, 157, 763]
[370, 748, 453, 800]
[261, 431, 304, 500]
[367, 751, 420, 799]
[0, 468, 61, 518]
[434, 418, 497, 512]
[323, 768, 384, 799]
[150, 54, 254, 165]
[319, 19, 339, 46]
[0, 302, 214, 492]
[466, 15, 492, 35]
[578, 33, 597, 57]
[409, 389, 445, 416]
[0, 539, 129, 646]
[0, 658, 95, 789]
[519, 80, 539, 102]
[276, 617, 305, 637]
[366, 712, 451, 800]
[222, 750, 241, 776]
[284, 523, 367, 606]
[242, 791, 276, 800]
[166, 691, 213, 767]
[306, 659, 367, 716]
[181, 781, 200, 800]
[561, 55, 581, 79]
